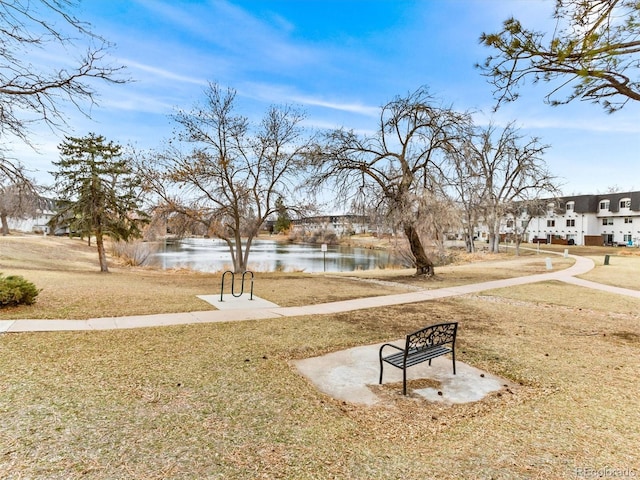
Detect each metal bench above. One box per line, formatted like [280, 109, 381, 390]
[379, 322, 458, 395]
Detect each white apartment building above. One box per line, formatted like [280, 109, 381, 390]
[6, 198, 57, 234]
[502, 191, 640, 247]
[290, 214, 371, 236]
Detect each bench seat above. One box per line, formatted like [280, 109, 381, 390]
[382, 345, 452, 369]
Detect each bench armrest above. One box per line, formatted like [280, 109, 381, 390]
[379, 342, 404, 359]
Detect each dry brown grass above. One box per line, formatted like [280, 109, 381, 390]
[1, 236, 639, 478]
[580, 254, 640, 290]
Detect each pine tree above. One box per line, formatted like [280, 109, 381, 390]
[50, 134, 147, 272]
[273, 197, 291, 233]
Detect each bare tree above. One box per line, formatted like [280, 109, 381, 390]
[446, 139, 486, 253]
[140, 83, 313, 273]
[0, 176, 42, 235]
[478, 0, 640, 113]
[310, 87, 470, 276]
[504, 198, 549, 255]
[0, 0, 126, 189]
[460, 122, 559, 253]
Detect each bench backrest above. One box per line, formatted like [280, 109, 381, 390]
[406, 322, 457, 352]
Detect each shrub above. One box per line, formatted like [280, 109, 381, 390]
[110, 240, 158, 266]
[0, 274, 40, 307]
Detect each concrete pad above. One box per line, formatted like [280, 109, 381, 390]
[412, 363, 506, 404]
[294, 341, 512, 406]
[198, 294, 279, 310]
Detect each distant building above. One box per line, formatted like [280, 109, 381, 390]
[6, 197, 57, 234]
[290, 214, 371, 236]
[497, 191, 640, 247]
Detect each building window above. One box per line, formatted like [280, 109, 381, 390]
[620, 199, 631, 209]
[600, 200, 610, 210]
[566, 219, 575, 227]
[624, 234, 632, 243]
[624, 217, 633, 224]
[506, 220, 514, 228]
[602, 218, 614, 226]
[566, 202, 574, 211]
[547, 220, 555, 227]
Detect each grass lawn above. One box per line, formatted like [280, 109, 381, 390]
[1, 235, 639, 478]
[581, 254, 640, 290]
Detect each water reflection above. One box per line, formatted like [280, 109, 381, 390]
[144, 238, 399, 273]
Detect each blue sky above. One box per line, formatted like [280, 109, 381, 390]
[15, 0, 640, 196]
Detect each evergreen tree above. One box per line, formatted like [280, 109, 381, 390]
[479, 0, 640, 112]
[273, 197, 291, 233]
[50, 134, 147, 272]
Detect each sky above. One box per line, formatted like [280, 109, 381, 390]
[12, 0, 640, 198]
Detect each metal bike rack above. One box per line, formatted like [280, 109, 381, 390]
[220, 270, 254, 301]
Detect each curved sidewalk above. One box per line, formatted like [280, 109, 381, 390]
[2, 253, 638, 333]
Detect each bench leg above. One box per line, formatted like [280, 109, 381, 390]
[403, 368, 407, 395]
[452, 350, 456, 375]
[379, 359, 384, 385]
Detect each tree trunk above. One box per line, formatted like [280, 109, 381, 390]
[233, 234, 247, 273]
[464, 233, 475, 253]
[488, 218, 501, 253]
[513, 230, 521, 256]
[242, 233, 255, 272]
[234, 252, 245, 273]
[96, 232, 109, 272]
[489, 234, 500, 253]
[223, 236, 246, 273]
[0, 214, 9, 235]
[460, 211, 475, 253]
[403, 223, 434, 276]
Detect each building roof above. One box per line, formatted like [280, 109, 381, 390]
[554, 191, 640, 214]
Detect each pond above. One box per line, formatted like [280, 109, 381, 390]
[143, 238, 401, 273]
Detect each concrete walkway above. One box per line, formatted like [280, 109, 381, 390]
[1, 252, 638, 333]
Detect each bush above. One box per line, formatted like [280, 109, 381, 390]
[110, 240, 159, 266]
[0, 274, 40, 307]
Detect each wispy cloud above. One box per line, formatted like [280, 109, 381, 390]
[290, 95, 379, 117]
[232, 82, 379, 119]
[95, 92, 174, 115]
[474, 100, 640, 134]
[135, 0, 323, 71]
[523, 115, 640, 133]
[125, 60, 208, 86]
[302, 118, 376, 136]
